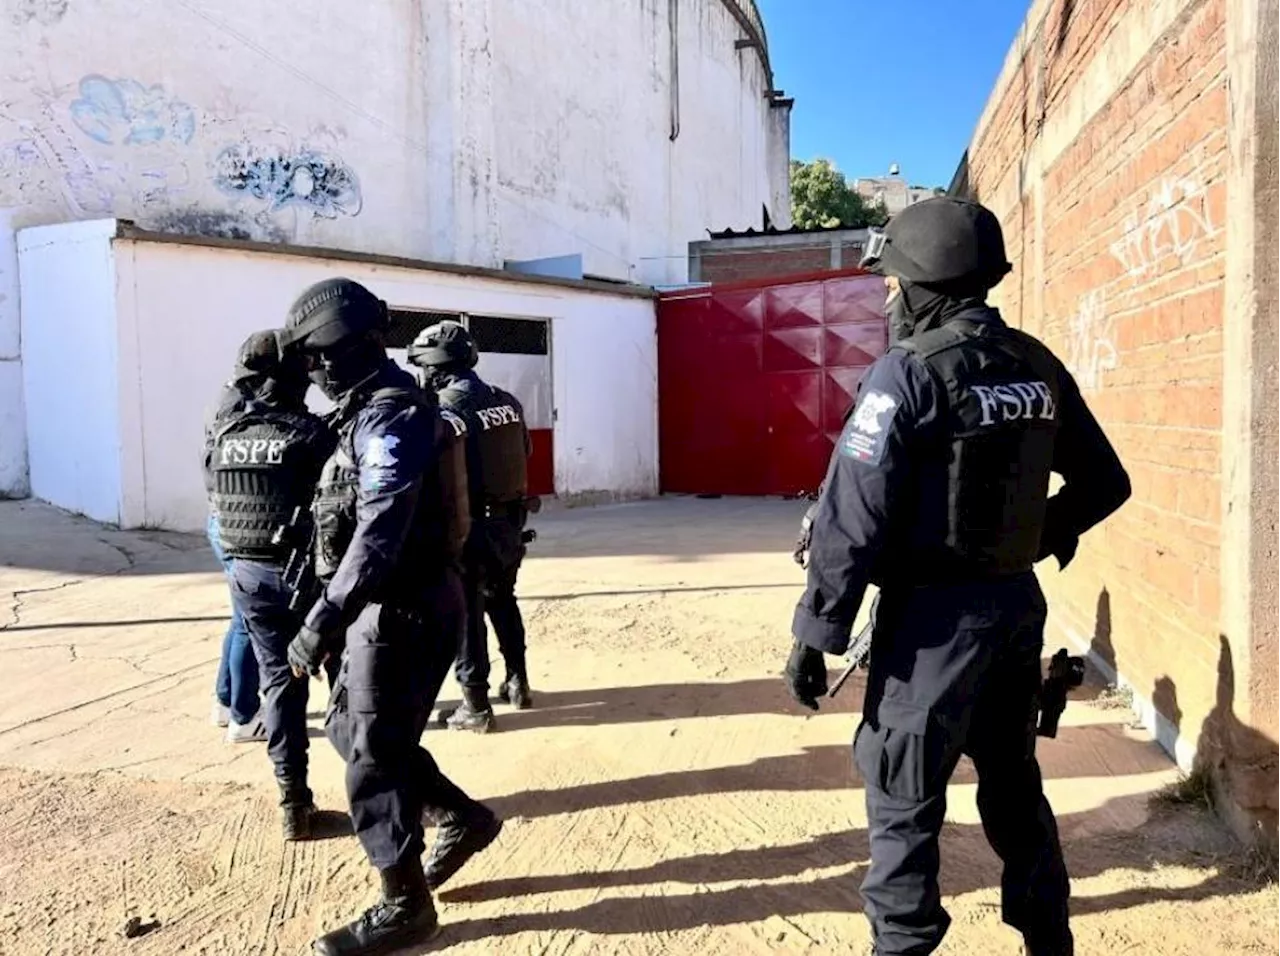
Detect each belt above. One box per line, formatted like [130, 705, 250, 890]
[481, 500, 524, 519]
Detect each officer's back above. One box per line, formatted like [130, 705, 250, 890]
[437, 369, 529, 513]
[787, 197, 1130, 956]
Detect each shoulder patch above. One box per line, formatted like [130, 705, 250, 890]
[440, 408, 468, 437]
[361, 434, 400, 468]
[839, 390, 899, 464]
[359, 434, 404, 493]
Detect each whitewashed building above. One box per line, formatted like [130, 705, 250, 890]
[0, 0, 792, 515]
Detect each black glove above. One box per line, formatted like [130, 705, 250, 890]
[1037, 524, 1080, 570]
[784, 640, 828, 712]
[288, 624, 329, 679]
[792, 508, 815, 567]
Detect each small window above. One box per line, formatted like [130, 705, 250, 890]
[467, 315, 549, 355]
[385, 309, 462, 349]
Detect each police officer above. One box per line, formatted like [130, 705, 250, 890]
[784, 198, 1131, 956]
[407, 320, 534, 733]
[202, 335, 269, 742]
[276, 279, 501, 956]
[207, 333, 333, 839]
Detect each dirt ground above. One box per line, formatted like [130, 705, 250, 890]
[0, 496, 1274, 956]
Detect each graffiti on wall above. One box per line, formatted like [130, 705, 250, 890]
[212, 142, 361, 219]
[3, 71, 362, 240]
[1064, 289, 1116, 392]
[7, 0, 68, 26]
[69, 75, 197, 147]
[1109, 176, 1214, 279]
[0, 118, 112, 216]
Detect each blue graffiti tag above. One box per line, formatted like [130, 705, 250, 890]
[212, 143, 362, 219]
[69, 75, 196, 146]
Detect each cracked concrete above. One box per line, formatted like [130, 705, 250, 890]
[4, 579, 87, 630]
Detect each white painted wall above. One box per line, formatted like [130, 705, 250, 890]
[0, 0, 785, 495]
[18, 222, 657, 531]
[17, 220, 123, 522]
[0, 209, 27, 496]
[491, 0, 790, 286]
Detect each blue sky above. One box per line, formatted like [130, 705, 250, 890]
[756, 0, 1030, 189]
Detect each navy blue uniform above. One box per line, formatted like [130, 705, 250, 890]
[209, 394, 331, 801]
[311, 363, 481, 870]
[437, 371, 532, 693]
[794, 308, 1130, 956]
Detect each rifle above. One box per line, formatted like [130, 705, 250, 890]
[272, 505, 319, 613]
[827, 593, 880, 699]
[1036, 648, 1086, 738]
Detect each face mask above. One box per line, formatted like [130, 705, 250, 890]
[886, 288, 916, 342]
[307, 364, 343, 402]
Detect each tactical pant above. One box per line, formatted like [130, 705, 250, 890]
[325, 570, 487, 869]
[230, 558, 311, 803]
[855, 574, 1072, 956]
[454, 515, 527, 692]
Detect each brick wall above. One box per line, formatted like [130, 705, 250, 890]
[698, 246, 834, 284]
[690, 231, 868, 284]
[966, 0, 1235, 773]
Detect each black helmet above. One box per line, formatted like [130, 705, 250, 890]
[407, 319, 478, 369]
[231, 329, 309, 404]
[234, 330, 282, 379]
[276, 278, 389, 354]
[859, 197, 1012, 290]
[277, 279, 389, 399]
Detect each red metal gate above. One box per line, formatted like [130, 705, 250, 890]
[658, 269, 887, 496]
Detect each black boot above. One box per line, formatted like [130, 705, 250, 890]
[424, 806, 504, 890]
[313, 859, 439, 956]
[1024, 932, 1074, 956]
[497, 672, 532, 710]
[280, 784, 317, 842]
[445, 686, 496, 733]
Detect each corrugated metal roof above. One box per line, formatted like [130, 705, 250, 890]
[706, 223, 866, 240]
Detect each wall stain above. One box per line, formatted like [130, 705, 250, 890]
[69, 75, 196, 147]
[7, 0, 68, 26]
[211, 143, 361, 219]
[146, 208, 289, 244]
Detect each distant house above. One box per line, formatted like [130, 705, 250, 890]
[852, 166, 942, 216]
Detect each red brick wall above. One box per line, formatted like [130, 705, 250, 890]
[697, 246, 834, 284]
[967, 0, 1229, 753]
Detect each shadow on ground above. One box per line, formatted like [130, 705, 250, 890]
[430, 790, 1269, 948]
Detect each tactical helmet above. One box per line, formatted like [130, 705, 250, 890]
[276, 278, 389, 354]
[407, 319, 479, 369]
[234, 330, 283, 378]
[859, 197, 1012, 290]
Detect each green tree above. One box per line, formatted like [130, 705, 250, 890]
[790, 158, 889, 229]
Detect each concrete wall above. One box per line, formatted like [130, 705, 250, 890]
[963, 0, 1277, 845]
[0, 0, 787, 496]
[17, 222, 658, 533]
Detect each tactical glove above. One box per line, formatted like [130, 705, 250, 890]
[793, 504, 817, 567]
[1037, 524, 1080, 570]
[784, 640, 828, 712]
[288, 624, 330, 679]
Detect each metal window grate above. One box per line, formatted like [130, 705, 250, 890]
[384, 309, 462, 349]
[468, 315, 549, 355]
[385, 309, 549, 355]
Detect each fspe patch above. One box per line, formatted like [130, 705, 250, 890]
[840, 391, 898, 464]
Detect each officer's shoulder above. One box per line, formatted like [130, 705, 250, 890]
[866, 346, 936, 393]
[356, 390, 429, 433]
